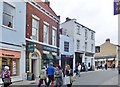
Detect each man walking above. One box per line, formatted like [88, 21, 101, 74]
[78, 63, 81, 77]
[46, 62, 55, 87]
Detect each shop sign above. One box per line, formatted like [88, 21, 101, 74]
[12, 60, 16, 75]
[114, 0, 120, 15]
[28, 42, 35, 53]
[43, 45, 57, 52]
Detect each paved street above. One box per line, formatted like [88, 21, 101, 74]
[73, 69, 118, 85]
[7, 69, 118, 86]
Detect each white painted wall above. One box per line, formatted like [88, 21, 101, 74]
[0, 1, 26, 79]
[60, 19, 95, 70]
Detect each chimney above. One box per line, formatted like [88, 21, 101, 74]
[66, 17, 71, 22]
[44, 0, 50, 6]
[106, 38, 110, 43]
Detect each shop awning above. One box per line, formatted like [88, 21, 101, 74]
[43, 54, 53, 60]
[53, 55, 61, 60]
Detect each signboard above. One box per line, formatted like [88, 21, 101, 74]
[114, 0, 120, 15]
[43, 45, 57, 52]
[28, 42, 35, 53]
[12, 60, 16, 75]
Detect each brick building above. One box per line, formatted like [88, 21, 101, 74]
[26, 0, 60, 77]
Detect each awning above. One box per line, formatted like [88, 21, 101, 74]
[43, 54, 53, 60]
[53, 55, 61, 60]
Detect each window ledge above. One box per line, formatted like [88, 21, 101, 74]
[1, 25, 16, 32]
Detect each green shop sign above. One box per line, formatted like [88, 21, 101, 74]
[43, 45, 57, 52]
[28, 42, 35, 53]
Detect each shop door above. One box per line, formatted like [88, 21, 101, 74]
[32, 59, 37, 77]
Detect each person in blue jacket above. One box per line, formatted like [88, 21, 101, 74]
[46, 62, 55, 87]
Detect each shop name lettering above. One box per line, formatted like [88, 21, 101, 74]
[2, 53, 14, 57]
[43, 46, 57, 52]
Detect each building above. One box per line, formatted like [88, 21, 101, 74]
[60, 18, 95, 71]
[60, 33, 74, 70]
[26, 0, 60, 77]
[0, 0, 26, 80]
[95, 39, 118, 68]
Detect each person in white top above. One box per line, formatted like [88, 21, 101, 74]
[78, 63, 81, 77]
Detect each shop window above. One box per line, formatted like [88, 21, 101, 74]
[1, 58, 18, 76]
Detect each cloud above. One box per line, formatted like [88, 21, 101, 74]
[49, 0, 118, 45]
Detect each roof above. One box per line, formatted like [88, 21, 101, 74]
[29, 0, 60, 21]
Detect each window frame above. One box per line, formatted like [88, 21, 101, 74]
[64, 41, 69, 52]
[43, 23, 49, 44]
[52, 27, 57, 46]
[2, 2, 15, 29]
[32, 17, 39, 41]
[76, 40, 80, 50]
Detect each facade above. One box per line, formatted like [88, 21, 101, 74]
[60, 18, 95, 71]
[0, 0, 26, 79]
[95, 39, 118, 68]
[60, 34, 74, 70]
[26, 0, 60, 77]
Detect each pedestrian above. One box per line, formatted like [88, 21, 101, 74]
[74, 63, 78, 76]
[54, 65, 63, 87]
[38, 66, 47, 87]
[105, 63, 108, 70]
[65, 65, 73, 87]
[77, 63, 81, 77]
[46, 62, 55, 87]
[1, 66, 12, 87]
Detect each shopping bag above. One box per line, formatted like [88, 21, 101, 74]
[4, 78, 11, 84]
[64, 76, 70, 85]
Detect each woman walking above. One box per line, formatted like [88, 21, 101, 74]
[38, 67, 47, 87]
[65, 65, 73, 87]
[54, 65, 63, 87]
[2, 66, 12, 87]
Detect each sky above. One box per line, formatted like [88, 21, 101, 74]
[46, 0, 118, 46]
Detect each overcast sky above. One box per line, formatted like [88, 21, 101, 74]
[47, 0, 118, 46]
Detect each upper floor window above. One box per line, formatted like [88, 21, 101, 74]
[52, 28, 57, 46]
[76, 40, 80, 50]
[3, 2, 15, 28]
[77, 25, 80, 35]
[64, 41, 69, 52]
[91, 32, 94, 40]
[32, 18, 39, 40]
[91, 44, 94, 52]
[85, 42, 87, 51]
[43, 24, 49, 44]
[95, 46, 100, 53]
[85, 29, 87, 38]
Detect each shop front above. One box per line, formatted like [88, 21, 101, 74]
[42, 45, 60, 67]
[0, 49, 20, 76]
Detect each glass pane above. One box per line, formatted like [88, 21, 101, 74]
[3, 2, 14, 15]
[32, 28, 37, 40]
[3, 13, 13, 28]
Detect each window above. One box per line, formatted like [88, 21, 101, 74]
[43, 24, 49, 44]
[91, 44, 94, 52]
[76, 40, 80, 50]
[3, 2, 15, 28]
[64, 41, 69, 52]
[52, 29, 57, 46]
[91, 32, 94, 40]
[85, 29, 87, 37]
[32, 18, 39, 40]
[85, 42, 87, 51]
[77, 25, 80, 35]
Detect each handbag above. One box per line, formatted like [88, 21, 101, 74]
[64, 76, 70, 85]
[4, 78, 11, 83]
[70, 76, 74, 83]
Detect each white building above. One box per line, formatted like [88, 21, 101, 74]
[0, 0, 26, 80]
[60, 34, 74, 70]
[60, 18, 95, 71]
